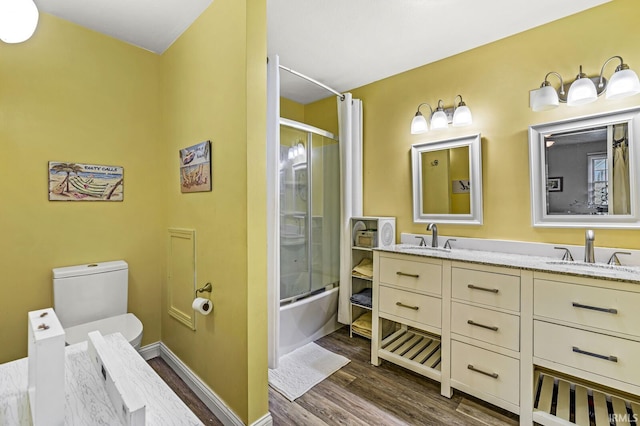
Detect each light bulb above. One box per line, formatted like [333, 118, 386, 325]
[567, 77, 597, 106]
[530, 85, 559, 111]
[606, 68, 640, 100]
[0, 0, 39, 44]
[452, 105, 472, 127]
[430, 110, 448, 130]
[411, 112, 428, 134]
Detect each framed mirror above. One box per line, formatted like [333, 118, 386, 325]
[411, 133, 483, 224]
[528, 107, 640, 228]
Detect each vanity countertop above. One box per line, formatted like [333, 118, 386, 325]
[376, 244, 640, 284]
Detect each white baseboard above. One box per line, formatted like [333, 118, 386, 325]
[159, 343, 273, 426]
[138, 342, 161, 360]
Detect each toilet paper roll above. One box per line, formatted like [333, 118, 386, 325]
[192, 297, 212, 315]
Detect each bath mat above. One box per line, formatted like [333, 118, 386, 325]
[268, 342, 350, 401]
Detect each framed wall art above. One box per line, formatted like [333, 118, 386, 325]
[180, 140, 211, 193]
[48, 162, 124, 201]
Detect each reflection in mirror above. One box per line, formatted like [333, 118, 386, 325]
[411, 134, 483, 224]
[545, 124, 629, 215]
[529, 107, 640, 228]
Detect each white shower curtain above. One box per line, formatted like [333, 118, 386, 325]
[338, 93, 363, 325]
[612, 124, 630, 215]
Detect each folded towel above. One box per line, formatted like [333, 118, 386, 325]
[350, 288, 372, 308]
[351, 312, 372, 338]
[352, 257, 373, 278]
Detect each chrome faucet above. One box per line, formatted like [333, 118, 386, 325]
[584, 229, 595, 263]
[427, 223, 438, 248]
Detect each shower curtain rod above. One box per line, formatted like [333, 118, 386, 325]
[279, 64, 346, 101]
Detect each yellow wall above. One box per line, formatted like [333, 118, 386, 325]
[0, 14, 164, 363]
[304, 0, 640, 249]
[160, 0, 267, 423]
[0, 2, 268, 423]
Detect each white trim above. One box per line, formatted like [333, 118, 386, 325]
[138, 341, 161, 360]
[159, 343, 273, 426]
[250, 412, 274, 426]
[267, 54, 281, 370]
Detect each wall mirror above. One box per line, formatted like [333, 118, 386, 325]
[528, 107, 640, 228]
[411, 133, 483, 224]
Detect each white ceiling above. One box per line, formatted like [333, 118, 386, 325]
[33, 0, 610, 104]
[33, 0, 213, 54]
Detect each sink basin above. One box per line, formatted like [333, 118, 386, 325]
[546, 260, 640, 274]
[396, 244, 451, 253]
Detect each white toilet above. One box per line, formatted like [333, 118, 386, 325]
[52, 260, 144, 349]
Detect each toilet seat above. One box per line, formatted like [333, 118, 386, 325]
[64, 313, 143, 349]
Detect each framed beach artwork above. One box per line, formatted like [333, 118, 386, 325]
[48, 162, 124, 201]
[179, 140, 212, 193]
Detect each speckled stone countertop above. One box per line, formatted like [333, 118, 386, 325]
[376, 244, 640, 284]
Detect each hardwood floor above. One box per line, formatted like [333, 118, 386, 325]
[150, 326, 520, 425]
[269, 326, 520, 426]
[147, 357, 224, 425]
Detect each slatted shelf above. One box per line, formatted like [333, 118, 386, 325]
[378, 328, 442, 381]
[533, 371, 640, 425]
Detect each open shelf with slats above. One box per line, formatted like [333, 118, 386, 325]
[378, 327, 442, 382]
[533, 370, 640, 425]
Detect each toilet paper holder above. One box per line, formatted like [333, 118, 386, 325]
[195, 282, 212, 297]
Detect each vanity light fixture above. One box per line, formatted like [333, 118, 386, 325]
[0, 0, 39, 43]
[410, 95, 473, 134]
[530, 56, 640, 111]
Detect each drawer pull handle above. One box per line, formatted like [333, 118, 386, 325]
[397, 271, 419, 278]
[571, 302, 618, 315]
[467, 284, 499, 293]
[467, 364, 499, 379]
[396, 302, 419, 311]
[572, 346, 618, 363]
[467, 320, 499, 331]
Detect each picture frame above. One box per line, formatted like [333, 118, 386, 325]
[547, 176, 563, 192]
[48, 162, 124, 201]
[179, 140, 212, 193]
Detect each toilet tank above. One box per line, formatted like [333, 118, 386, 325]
[53, 260, 128, 328]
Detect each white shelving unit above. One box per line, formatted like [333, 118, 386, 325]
[349, 216, 395, 339]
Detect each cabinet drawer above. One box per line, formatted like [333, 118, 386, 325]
[451, 302, 520, 352]
[452, 267, 520, 311]
[534, 321, 640, 386]
[451, 340, 520, 405]
[534, 279, 640, 338]
[379, 285, 441, 328]
[379, 256, 441, 295]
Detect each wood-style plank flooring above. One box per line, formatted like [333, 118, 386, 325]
[269, 326, 520, 426]
[150, 326, 520, 425]
[148, 357, 224, 425]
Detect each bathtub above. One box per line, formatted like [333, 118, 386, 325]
[278, 286, 341, 356]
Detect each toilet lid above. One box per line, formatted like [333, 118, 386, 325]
[64, 313, 143, 346]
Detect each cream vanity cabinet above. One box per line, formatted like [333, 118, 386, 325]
[449, 262, 522, 414]
[531, 271, 640, 426]
[371, 251, 448, 394]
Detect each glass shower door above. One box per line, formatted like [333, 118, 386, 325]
[279, 121, 340, 303]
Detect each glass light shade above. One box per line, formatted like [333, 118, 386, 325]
[567, 78, 597, 106]
[287, 148, 294, 160]
[452, 105, 472, 127]
[411, 113, 428, 134]
[606, 69, 640, 100]
[0, 0, 39, 43]
[530, 86, 559, 111]
[430, 110, 448, 130]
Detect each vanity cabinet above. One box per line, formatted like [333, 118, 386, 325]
[449, 262, 522, 414]
[531, 272, 640, 426]
[371, 251, 446, 389]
